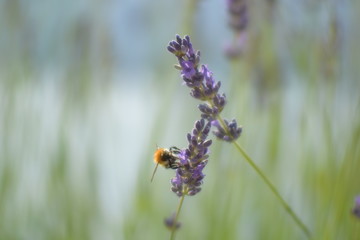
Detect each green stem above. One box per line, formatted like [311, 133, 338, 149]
[216, 116, 312, 239]
[170, 192, 186, 240]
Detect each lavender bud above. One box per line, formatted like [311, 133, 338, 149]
[198, 104, 213, 115]
[204, 139, 212, 147]
[176, 34, 182, 44]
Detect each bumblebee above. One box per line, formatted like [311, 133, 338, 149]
[151, 146, 181, 182]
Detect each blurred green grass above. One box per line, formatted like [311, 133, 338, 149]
[1, 0, 360, 239]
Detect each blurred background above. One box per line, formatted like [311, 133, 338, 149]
[0, 0, 359, 239]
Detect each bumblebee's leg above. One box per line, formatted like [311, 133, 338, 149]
[169, 156, 180, 169]
[169, 162, 179, 169]
[169, 146, 181, 154]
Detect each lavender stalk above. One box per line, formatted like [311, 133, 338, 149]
[167, 35, 312, 239]
[168, 195, 185, 240]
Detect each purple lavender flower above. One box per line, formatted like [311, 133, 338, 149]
[179, 60, 196, 79]
[171, 119, 212, 197]
[168, 35, 242, 143]
[353, 195, 360, 219]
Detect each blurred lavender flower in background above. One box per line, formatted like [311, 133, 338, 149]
[352, 195, 360, 219]
[164, 214, 181, 230]
[227, 0, 248, 32]
[167, 35, 242, 142]
[171, 119, 212, 197]
[224, 0, 249, 58]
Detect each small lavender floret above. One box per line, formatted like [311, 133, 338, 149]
[353, 195, 360, 219]
[170, 119, 212, 197]
[212, 119, 242, 142]
[180, 60, 196, 79]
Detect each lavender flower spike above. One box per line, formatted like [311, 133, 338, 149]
[168, 36, 226, 119]
[171, 118, 212, 197]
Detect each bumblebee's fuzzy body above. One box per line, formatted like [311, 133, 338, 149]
[153, 148, 180, 169]
[151, 146, 181, 182]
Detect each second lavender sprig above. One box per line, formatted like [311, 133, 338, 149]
[167, 118, 212, 240]
[171, 118, 212, 197]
